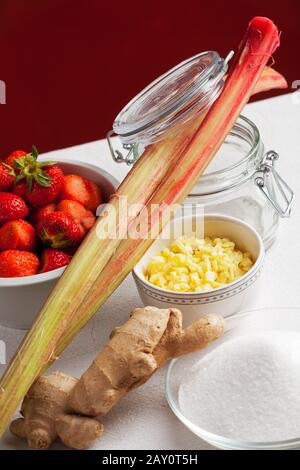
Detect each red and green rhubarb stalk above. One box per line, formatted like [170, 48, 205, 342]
[49, 63, 287, 356]
[57, 16, 282, 352]
[0, 16, 281, 435]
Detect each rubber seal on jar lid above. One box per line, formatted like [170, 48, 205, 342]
[113, 51, 229, 144]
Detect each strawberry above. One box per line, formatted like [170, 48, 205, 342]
[11, 146, 64, 207]
[0, 220, 36, 252]
[60, 174, 102, 211]
[5, 150, 27, 169]
[29, 203, 57, 227]
[0, 192, 29, 225]
[57, 199, 96, 232]
[0, 162, 15, 191]
[38, 211, 85, 248]
[81, 214, 96, 232]
[0, 250, 39, 277]
[39, 248, 71, 273]
[14, 165, 64, 207]
[84, 178, 103, 212]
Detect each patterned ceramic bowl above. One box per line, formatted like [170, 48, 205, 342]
[133, 214, 265, 325]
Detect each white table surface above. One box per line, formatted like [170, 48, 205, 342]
[1, 92, 300, 450]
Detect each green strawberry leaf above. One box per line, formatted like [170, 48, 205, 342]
[2, 162, 15, 176]
[14, 173, 25, 184]
[35, 179, 51, 188]
[40, 227, 71, 249]
[13, 158, 27, 169]
[26, 176, 33, 193]
[31, 145, 38, 160]
[2, 162, 13, 170]
[10, 145, 56, 190]
[38, 170, 51, 179]
[39, 161, 57, 167]
[34, 170, 52, 187]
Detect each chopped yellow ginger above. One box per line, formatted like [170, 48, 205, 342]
[144, 235, 253, 293]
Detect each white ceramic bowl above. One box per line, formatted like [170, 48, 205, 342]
[133, 215, 265, 325]
[0, 158, 119, 330]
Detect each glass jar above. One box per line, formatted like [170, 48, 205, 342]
[183, 115, 293, 249]
[108, 51, 294, 249]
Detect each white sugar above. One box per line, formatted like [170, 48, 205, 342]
[179, 331, 300, 442]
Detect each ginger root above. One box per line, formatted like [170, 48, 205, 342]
[10, 371, 103, 449]
[10, 307, 224, 449]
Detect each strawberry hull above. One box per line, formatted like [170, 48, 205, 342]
[13, 165, 64, 207]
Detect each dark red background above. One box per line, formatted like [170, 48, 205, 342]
[0, 0, 299, 156]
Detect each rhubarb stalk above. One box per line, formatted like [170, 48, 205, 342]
[40, 65, 290, 359]
[56, 17, 282, 355]
[0, 16, 280, 435]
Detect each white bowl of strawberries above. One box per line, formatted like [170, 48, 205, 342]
[0, 147, 118, 329]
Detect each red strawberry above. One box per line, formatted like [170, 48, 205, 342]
[10, 146, 64, 207]
[39, 248, 71, 273]
[29, 203, 57, 227]
[38, 211, 85, 248]
[14, 165, 64, 207]
[57, 199, 96, 232]
[5, 150, 27, 169]
[0, 162, 15, 191]
[84, 178, 103, 212]
[81, 214, 96, 232]
[0, 250, 39, 277]
[60, 174, 102, 211]
[0, 220, 36, 252]
[0, 193, 29, 225]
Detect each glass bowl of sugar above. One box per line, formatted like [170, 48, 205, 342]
[165, 307, 300, 450]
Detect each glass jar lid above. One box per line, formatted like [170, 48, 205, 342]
[113, 51, 231, 145]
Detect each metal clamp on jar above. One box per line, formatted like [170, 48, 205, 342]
[107, 50, 294, 249]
